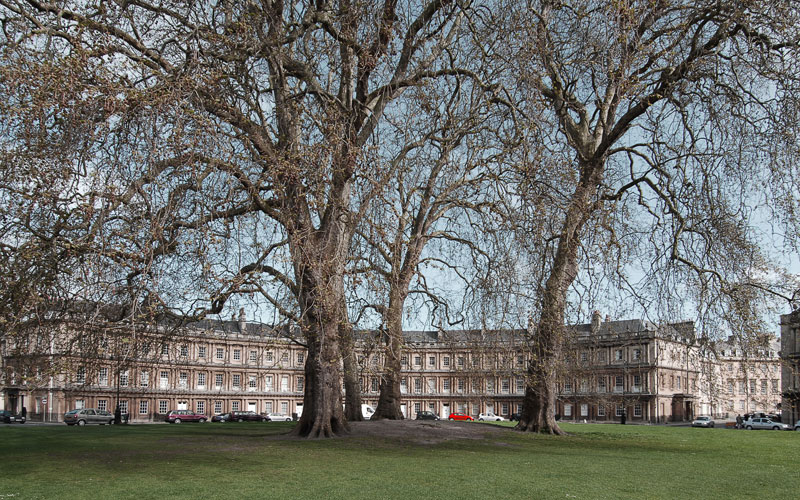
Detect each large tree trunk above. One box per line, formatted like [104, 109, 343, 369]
[372, 292, 406, 420]
[517, 159, 603, 434]
[340, 315, 364, 421]
[292, 319, 348, 438]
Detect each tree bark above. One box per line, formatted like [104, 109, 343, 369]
[372, 296, 405, 420]
[340, 314, 364, 422]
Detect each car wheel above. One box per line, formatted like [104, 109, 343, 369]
[709, 423, 714, 428]
[237, 418, 243, 422]
[795, 427, 800, 431]
[174, 418, 181, 424]
[199, 418, 206, 423]
[479, 418, 484, 421]
[261, 417, 267, 422]
[772, 426, 780, 430]
[448, 417, 454, 421]
[77, 420, 86, 426]
[746, 425, 753, 430]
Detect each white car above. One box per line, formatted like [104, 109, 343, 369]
[266, 413, 293, 422]
[478, 412, 506, 422]
[794, 419, 800, 431]
[743, 417, 791, 430]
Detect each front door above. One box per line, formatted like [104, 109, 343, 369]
[248, 401, 257, 412]
[177, 400, 188, 410]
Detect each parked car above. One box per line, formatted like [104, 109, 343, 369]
[447, 413, 474, 421]
[509, 412, 522, 421]
[0, 410, 26, 424]
[64, 408, 115, 426]
[415, 410, 439, 421]
[213, 411, 267, 422]
[743, 417, 791, 430]
[795, 419, 800, 431]
[478, 412, 506, 422]
[691, 416, 715, 428]
[266, 412, 293, 422]
[164, 410, 207, 423]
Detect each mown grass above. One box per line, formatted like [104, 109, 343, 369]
[1, 422, 798, 499]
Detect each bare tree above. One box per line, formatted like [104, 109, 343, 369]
[499, 1, 800, 433]
[0, 0, 480, 437]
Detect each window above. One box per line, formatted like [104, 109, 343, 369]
[443, 356, 450, 367]
[140, 371, 149, 387]
[677, 376, 681, 390]
[159, 400, 168, 414]
[216, 348, 224, 360]
[297, 353, 304, 364]
[97, 399, 107, 412]
[265, 375, 273, 391]
[265, 402, 273, 413]
[280, 375, 289, 392]
[196, 401, 205, 415]
[120, 370, 129, 387]
[615, 349, 623, 361]
[616, 405, 624, 417]
[516, 378, 524, 393]
[580, 352, 587, 362]
[232, 374, 241, 388]
[501, 403, 509, 415]
[281, 402, 288, 414]
[580, 404, 588, 417]
[98, 368, 109, 386]
[564, 404, 572, 417]
[728, 381, 734, 394]
[248, 375, 257, 391]
[160, 371, 169, 389]
[772, 379, 779, 393]
[414, 356, 422, 366]
[214, 401, 223, 414]
[198, 373, 206, 388]
[633, 375, 641, 388]
[414, 402, 421, 415]
[76, 367, 86, 385]
[633, 349, 641, 360]
[371, 378, 379, 392]
[443, 379, 451, 393]
[739, 381, 747, 393]
[634, 404, 642, 417]
[75, 399, 85, 409]
[598, 351, 606, 362]
[414, 378, 422, 394]
[501, 379, 510, 394]
[231, 401, 240, 411]
[198, 346, 206, 358]
[564, 380, 572, 393]
[486, 379, 495, 394]
[266, 351, 274, 362]
[428, 356, 435, 366]
[615, 376, 623, 391]
[250, 350, 257, 362]
[579, 379, 588, 393]
[297, 376, 304, 392]
[400, 378, 407, 394]
[139, 401, 149, 415]
[119, 401, 128, 414]
[215, 374, 223, 388]
[161, 344, 169, 356]
[401, 356, 408, 366]
[179, 372, 188, 388]
[233, 349, 241, 361]
[760, 380, 768, 395]
[281, 352, 289, 363]
[458, 378, 466, 393]
[598, 378, 607, 392]
[180, 345, 188, 357]
[458, 357, 465, 367]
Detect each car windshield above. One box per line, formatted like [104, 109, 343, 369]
[66, 410, 79, 415]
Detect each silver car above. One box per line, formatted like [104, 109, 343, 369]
[743, 417, 791, 431]
[64, 408, 115, 426]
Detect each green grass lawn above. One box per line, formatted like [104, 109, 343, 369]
[1, 422, 798, 499]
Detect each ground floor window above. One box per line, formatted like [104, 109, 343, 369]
[616, 405, 623, 417]
[139, 400, 149, 415]
[75, 399, 85, 409]
[265, 401, 273, 413]
[231, 401, 240, 411]
[634, 404, 642, 417]
[197, 401, 205, 414]
[97, 399, 107, 412]
[580, 404, 588, 417]
[414, 402, 421, 415]
[214, 401, 223, 414]
[597, 405, 605, 417]
[119, 401, 128, 414]
[159, 400, 168, 414]
[501, 403, 509, 415]
[281, 401, 288, 414]
[564, 404, 572, 417]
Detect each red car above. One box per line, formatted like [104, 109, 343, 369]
[165, 410, 207, 423]
[448, 413, 474, 421]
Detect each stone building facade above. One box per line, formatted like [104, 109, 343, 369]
[1, 315, 721, 424]
[781, 309, 800, 425]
